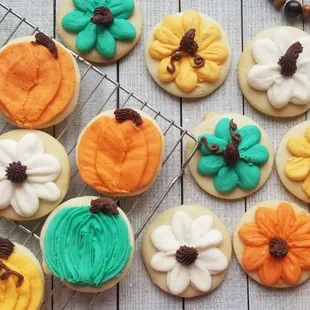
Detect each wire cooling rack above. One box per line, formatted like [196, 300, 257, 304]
[0, 2, 199, 309]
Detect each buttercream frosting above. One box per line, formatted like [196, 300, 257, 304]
[0, 133, 61, 217]
[248, 28, 310, 109]
[150, 211, 228, 295]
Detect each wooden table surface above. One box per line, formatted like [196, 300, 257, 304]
[0, 0, 309, 309]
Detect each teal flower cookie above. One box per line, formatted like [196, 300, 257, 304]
[62, 0, 137, 58]
[197, 118, 269, 193]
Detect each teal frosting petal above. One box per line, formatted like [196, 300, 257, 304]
[76, 22, 97, 53]
[108, 18, 136, 41]
[214, 118, 233, 143]
[198, 155, 226, 176]
[214, 166, 239, 193]
[234, 159, 260, 191]
[197, 134, 227, 155]
[62, 10, 92, 33]
[108, 0, 135, 19]
[240, 143, 269, 165]
[96, 26, 116, 58]
[93, 0, 108, 6]
[73, 0, 96, 12]
[237, 125, 261, 152]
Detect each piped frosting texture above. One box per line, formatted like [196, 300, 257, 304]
[43, 206, 132, 287]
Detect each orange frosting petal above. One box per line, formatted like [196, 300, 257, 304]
[276, 202, 296, 238]
[255, 207, 279, 238]
[281, 252, 301, 285]
[258, 256, 282, 286]
[238, 223, 269, 246]
[290, 247, 310, 269]
[289, 216, 310, 241]
[242, 245, 269, 271]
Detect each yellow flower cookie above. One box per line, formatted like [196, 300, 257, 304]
[145, 11, 232, 98]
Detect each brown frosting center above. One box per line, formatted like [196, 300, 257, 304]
[0, 238, 15, 259]
[176, 245, 198, 266]
[0, 261, 24, 288]
[5, 161, 28, 184]
[269, 237, 289, 259]
[91, 6, 114, 25]
[114, 108, 143, 126]
[32, 32, 58, 59]
[90, 197, 119, 215]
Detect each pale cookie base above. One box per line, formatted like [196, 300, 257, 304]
[142, 205, 232, 298]
[238, 26, 310, 117]
[76, 109, 165, 197]
[0, 36, 81, 129]
[145, 12, 232, 98]
[40, 196, 135, 293]
[57, 0, 142, 63]
[233, 200, 310, 288]
[0, 130, 70, 221]
[276, 121, 310, 203]
[186, 113, 274, 200]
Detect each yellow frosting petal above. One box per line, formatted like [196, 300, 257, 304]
[306, 127, 310, 143]
[285, 157, 310, 181]
[175, 58, 198, 92]
[153, 26, 180, 46]
[0, 275, 17, 310]
[182, 11, 202, 38]
[198, 24, 222, 51]
[287, 136, 310, 158]
[158, 57, 179, 83]
[162, 15, 184, 39]
[193, 60, 221, 83]
[149, 40, 176, 60]
[303, 173, 310, 197]
[200, 42, 228, 65]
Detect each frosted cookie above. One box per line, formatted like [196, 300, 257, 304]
[142, 205, 231, 297]
[0, 33, 80, 128]
[186, 113, 273, 199]
[0, 237, 44, 309]
[145, 10, 231, 98]
[234, 201, 310, 287]
[76, 108, 164, 196]
[40, 196, 134, 292]
[239, 27, 310, 117]
[57, 0, 142, 63]
[276, 121, 310, 203]
[0, 130, 70, 221]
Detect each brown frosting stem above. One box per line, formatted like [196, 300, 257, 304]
[32, 32, 58, 59]
[0, 238, 15, 259]
[114, 108, 143, 126]
[90, 197, 119, 215]
[0, 261, 24, 288]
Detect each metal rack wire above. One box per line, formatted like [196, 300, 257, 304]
[0, 2, 199, 309]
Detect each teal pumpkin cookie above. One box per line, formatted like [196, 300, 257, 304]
[186, 113, 273, 199]
[40, 196, 134, 292]
[57, 0, 142, 63]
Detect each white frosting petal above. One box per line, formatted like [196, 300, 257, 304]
[252, 39, 281, 65]
[0, 140, 17, 166]
[171, 211, 192, 244]
[166, 263, 190, 295]
[26, 154, 61, 183]
[196, 248, 228, 275]
[0, 180, 13, 209]
[248, 64, 281, 90]
[190, 215, 213, 245]
[30, 182, 61, 202]
[194, 229, 223, 250]
[267, 77, 294, 108]
[150, 252, 177, 272]
[291, 73, 310, 105]
[17, 133, 44, 162]
[0, 167, 6, 181]
[151, 226, 181, 253]
[273, 28, 294, 55]
[189, 265, 212, 292]
[297, 58, 310, 79]
[10, 183, 39, 217]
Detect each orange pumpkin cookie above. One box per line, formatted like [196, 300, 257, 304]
[233, 200, 310, 288]
[76, 108, 164, 196]
[0, 33, 80, 129]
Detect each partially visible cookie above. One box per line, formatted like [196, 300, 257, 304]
[0, 238, 45, 309]
[238, 26, 310, 117]
[142, 205, 231, 298]
[186, 113, 273, 199]
[57, 0, 142, 63]
[233, 201, 310, 288]
[145, 10, 232, 98]
[276, 121, 310, 203]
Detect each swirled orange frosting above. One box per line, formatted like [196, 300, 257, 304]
[0, 41, 76, 128]
[77, 114, 163, 194]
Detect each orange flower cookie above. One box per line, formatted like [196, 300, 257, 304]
[0, 33, 80, 129]
[76, 108, 164, 196]
[145, 10, 232, 98]
[234, 200, 310, 287]
[276, 121, 310, 203]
